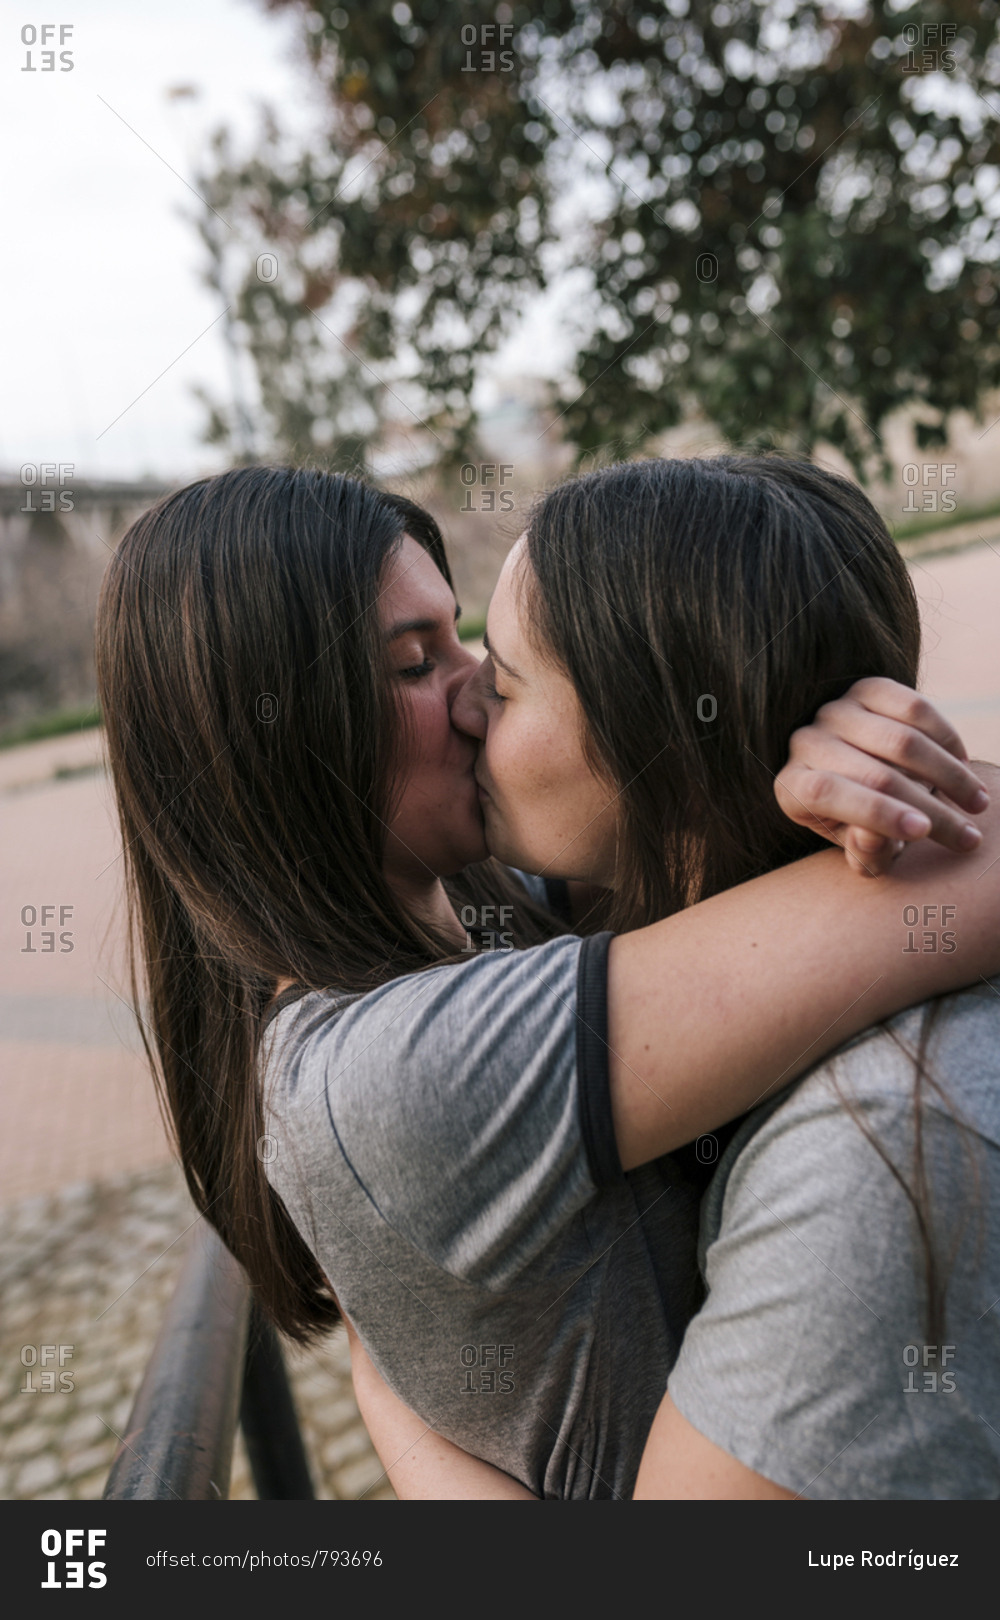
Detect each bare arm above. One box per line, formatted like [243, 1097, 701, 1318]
[348, 769, 1000, 1501]
[346, 1322, 537, 1500]
[632, 1395, 794, 1500]
[608, 764, 1000, 1170]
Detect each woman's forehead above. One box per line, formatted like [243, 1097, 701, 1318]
[379, 535, 455, 626]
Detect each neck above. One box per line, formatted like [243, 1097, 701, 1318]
[390, 872, 466, 949]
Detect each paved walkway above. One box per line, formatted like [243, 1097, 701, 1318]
[906, 536, 1000, 762]
[0, 1164, 392, 1501]
[1, 532, 997, 1501]
[0, 735, 390, 1499]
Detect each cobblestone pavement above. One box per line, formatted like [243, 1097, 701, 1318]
[0, 1162, 394, 1502]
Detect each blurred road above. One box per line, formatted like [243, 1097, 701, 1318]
[0, 728, 167, 1205]
[909, 536, 1000, 764]
[0, 731, 393, 1502]
[1, 537, 998, 1204]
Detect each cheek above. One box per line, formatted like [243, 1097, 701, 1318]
[405, 687, 453, 764]
[488, 708, 568, 805]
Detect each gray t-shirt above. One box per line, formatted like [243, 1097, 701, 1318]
[669, 976, 1000, 1499]
[260, 930, 714, 1500]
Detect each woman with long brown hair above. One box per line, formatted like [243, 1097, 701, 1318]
[345, 455, 1000, 1498]
[96, 459, 999, 1500]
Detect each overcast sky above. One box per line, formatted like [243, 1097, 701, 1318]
[2, 0, 587, 485]
[5, 1, 974, 486]
[1, 2, 315, 479]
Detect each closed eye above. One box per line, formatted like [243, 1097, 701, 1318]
[481, 653, 507, 702]
[398, 658, 435, 679]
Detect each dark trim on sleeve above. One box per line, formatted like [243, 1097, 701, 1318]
[575, 931, 625, 1190]
[542, 876, 573, 926]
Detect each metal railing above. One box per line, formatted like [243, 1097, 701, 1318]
[103, 1219, 315, 1500]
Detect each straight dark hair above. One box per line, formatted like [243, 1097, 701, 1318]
[96, 465, 558, 1343]
[523, 453, 922, 928]
[523, 453, 975, 1340]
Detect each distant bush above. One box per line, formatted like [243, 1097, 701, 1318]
[0, 703, 101, 750]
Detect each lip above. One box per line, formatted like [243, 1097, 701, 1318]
[474, 773, 491, 802]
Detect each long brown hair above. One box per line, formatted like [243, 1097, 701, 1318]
[523, 453, 922, 930]
[523, 452, 976, 1340]
[96, 465, 557, 1343]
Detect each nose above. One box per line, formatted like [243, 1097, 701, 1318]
[451, 654, 488, 741]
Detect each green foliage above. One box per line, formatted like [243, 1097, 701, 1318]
[194, 0, 1000, 479]
[893, 492, 1000, 538]
[457, 613, 487, 643]
[0, 703, 102, 750]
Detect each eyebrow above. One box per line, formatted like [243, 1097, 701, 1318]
[385, 604, 462, 641]
[482, 631, 522, 680]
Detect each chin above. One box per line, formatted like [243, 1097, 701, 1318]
[485, 826, 585, 882]
[482, 826, 537, 876]
[439, 826, 491, 875]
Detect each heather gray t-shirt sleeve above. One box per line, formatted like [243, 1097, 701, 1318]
[265, 931, 620, 1292]
[668, 979, 1000, 1499]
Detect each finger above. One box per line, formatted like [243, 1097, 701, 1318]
[776, 755, 984, 853]
[850, 828, 890, 856]
[843, 837, 881, 878]
[845, 678, 971, 763]
[844, 827, 895, 878]
[776, 760, 919, 842]
[805, 704, 989, 813]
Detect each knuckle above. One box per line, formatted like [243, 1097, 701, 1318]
[812, 700, 841, 726]
[892, 724, 922, 766]
[900, 688, 929, 725]
[773, 771, 801, 814]
[800, 769, 836, 810]
[784, 726, 813, 759]
[862, 764, 897, 798]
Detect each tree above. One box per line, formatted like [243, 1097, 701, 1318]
[193, 0, 1000, 478]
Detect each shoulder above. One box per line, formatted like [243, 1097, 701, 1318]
[259, 933, 615, 1287]
[716, 975, 1000, 1212]
[264, 932, 588, 1102]
[695, 979, 1000, 1279]
[669, 983, 1000, 1498]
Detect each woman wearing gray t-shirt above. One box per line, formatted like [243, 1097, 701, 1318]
[95, 459, 999, 1499]
[351, 457, 1000, 1499]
